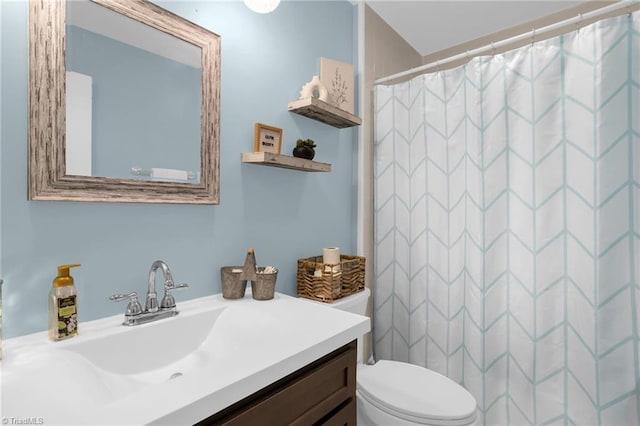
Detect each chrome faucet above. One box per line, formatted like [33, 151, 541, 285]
[146, 260, 173, 313]
[110, 260, 188, 326]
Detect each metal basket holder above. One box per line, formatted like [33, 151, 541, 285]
[221, 248, 277, 300]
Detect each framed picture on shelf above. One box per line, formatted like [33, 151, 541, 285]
[253, 123, 283, 154]
[320, 57, 354, 114]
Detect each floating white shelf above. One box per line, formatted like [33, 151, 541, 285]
[241, 152, 331, 172]
[288, 97, 362, 129]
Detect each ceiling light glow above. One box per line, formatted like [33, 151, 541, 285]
[243, 0, 280, 14]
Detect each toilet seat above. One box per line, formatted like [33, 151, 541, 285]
[357, 361, 477, 426]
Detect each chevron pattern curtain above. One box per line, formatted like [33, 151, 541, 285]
[373, 12, 640, 426]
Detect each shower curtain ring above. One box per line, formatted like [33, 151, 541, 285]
[491, 42, 496, 56]
[531, 28, 536, 46]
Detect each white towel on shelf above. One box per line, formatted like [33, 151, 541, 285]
[149, 168, 189, 181]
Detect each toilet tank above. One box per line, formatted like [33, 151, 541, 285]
[300, 288, 370, 363]
[325, 287, 370, 315]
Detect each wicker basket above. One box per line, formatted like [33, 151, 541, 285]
[297, 254, 365, 303]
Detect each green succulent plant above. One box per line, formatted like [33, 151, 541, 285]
[295, 138, 316, 149]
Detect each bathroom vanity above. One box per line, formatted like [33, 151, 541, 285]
[1, 292, 369, 425]
[200, 340, 357, 425]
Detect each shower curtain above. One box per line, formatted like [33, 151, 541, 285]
[373, 12, 639, 426]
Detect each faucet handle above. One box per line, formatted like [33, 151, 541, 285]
[165, 282, 188, 291]
[160, 282, 188, 310]
[109, 292, 143, 316]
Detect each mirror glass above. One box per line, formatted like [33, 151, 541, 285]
[66, 0, 202, 182]
[65, 0, 201, 183]
[29, 0, 220, 203]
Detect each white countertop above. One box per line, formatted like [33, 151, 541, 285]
[0, 291, 370, 425]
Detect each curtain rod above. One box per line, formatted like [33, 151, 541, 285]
[375, 0, 638, 85]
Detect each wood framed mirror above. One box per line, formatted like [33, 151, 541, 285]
[29, 0, 220, 204]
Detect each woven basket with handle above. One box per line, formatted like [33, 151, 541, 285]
[296, 254, 365, 303]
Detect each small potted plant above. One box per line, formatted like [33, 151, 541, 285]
[292, 138, 316, 160]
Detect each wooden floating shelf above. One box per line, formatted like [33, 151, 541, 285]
[241, 152, 331, 172]
[288, 97, 362, 129]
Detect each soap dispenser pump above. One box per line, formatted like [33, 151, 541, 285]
[48, 263, 81, 341]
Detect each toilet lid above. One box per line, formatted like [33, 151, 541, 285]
[357, 361, 477, 426]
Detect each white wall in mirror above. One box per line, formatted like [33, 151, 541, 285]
[65, 71, 93, 177]
[66, 0, 200, 68]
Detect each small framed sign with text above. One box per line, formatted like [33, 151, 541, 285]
[253, 123, 283, 154]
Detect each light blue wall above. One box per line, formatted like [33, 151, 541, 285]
[0, 0, 358, 338]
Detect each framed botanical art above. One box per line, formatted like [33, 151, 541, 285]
[253, 123, 282, 154]
[320, 57, 354, 114]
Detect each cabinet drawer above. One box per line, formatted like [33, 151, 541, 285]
[315, 398, 356, 426]
[200, 340, 356, 426]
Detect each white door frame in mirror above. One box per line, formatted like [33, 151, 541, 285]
[28, 0, 220, 204]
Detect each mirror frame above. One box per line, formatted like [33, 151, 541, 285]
[28, 0, 220, 204]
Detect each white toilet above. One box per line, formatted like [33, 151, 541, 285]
[302, 288, 478, 426]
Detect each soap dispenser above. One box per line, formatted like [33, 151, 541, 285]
[48, 264, 81, 341]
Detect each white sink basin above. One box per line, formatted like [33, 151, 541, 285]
[1, 292, 370, 426]
[66, 305, 226, 376]
[2, 303, 228, 420]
